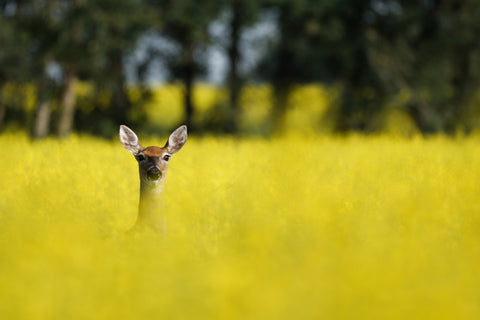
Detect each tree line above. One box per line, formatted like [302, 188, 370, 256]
[1, 0, 480, 138]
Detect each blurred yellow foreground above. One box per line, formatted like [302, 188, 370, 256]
[0, 132, 479, 319]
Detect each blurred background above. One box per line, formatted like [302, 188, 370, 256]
[1, 0, 480, 138]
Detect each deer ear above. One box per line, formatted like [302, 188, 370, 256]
[165, 125, 187, 154]
[119, 125, 142, 154]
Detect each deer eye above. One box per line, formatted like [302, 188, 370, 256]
[135, 154, 146, 161]
[162, 154, 171, 162]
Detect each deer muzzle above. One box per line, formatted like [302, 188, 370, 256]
[146, 167, 162, 180]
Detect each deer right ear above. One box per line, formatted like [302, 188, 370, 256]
[119, 125, 142, 154]
[165, 125, 187, 154]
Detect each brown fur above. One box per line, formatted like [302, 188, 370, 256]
[142, 146, 166, 158]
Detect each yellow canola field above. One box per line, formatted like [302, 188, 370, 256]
[0, 133, 479, 319]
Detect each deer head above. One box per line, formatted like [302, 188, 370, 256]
[119, 125, 187, 190]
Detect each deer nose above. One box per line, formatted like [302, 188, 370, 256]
[147, 167, 161, 180]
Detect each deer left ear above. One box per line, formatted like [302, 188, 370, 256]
[165, 125, 187, 154]
[120, 125, 142, 154]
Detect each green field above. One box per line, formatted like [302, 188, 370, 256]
[1, 133, 479, 319]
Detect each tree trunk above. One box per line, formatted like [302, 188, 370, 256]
[447, 46, 472, 132]
[227, 1, 242, 134]
[270, 8, 292, 135]
[0, 102, 6, 131]
[112, 81, 130, 126]
[405, 98, 438, 133]
[183, 48, 195, 131]
[57, 70, 78, 138]
[32, 80, 51, 139]
[109, 51, 130, 126]
[271, 84, 290, 134]
[33, 100, 51, 139]
[0, 86, 6, 131]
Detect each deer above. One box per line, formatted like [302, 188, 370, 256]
[119, 125, 187, 233]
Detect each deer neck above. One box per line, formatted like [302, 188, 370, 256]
[136, 176, 167, 233]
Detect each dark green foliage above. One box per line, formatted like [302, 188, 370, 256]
[259, 0, 480, 133]
[1, 0, 480, 136]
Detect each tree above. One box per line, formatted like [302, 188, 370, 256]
[0, 2, 31, 130]
[2, 0, 89, 138]
[1, 0, 155, 137]
[68, 0, 154, 135]
[223, 0, 263, 133]
[381, 0, 480, 133]
[149, 0, 223, 132]
[24, 0, 60, 139]
[258, 0, 365, 132]
[55, 0, 85, 138]
[326, 0, 386, 132]
[259, 0, 480, 134]
[13, 0, 154, 138]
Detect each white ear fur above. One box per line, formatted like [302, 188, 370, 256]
[119, 125, 142, 154]
[166, 125, 187, 154]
